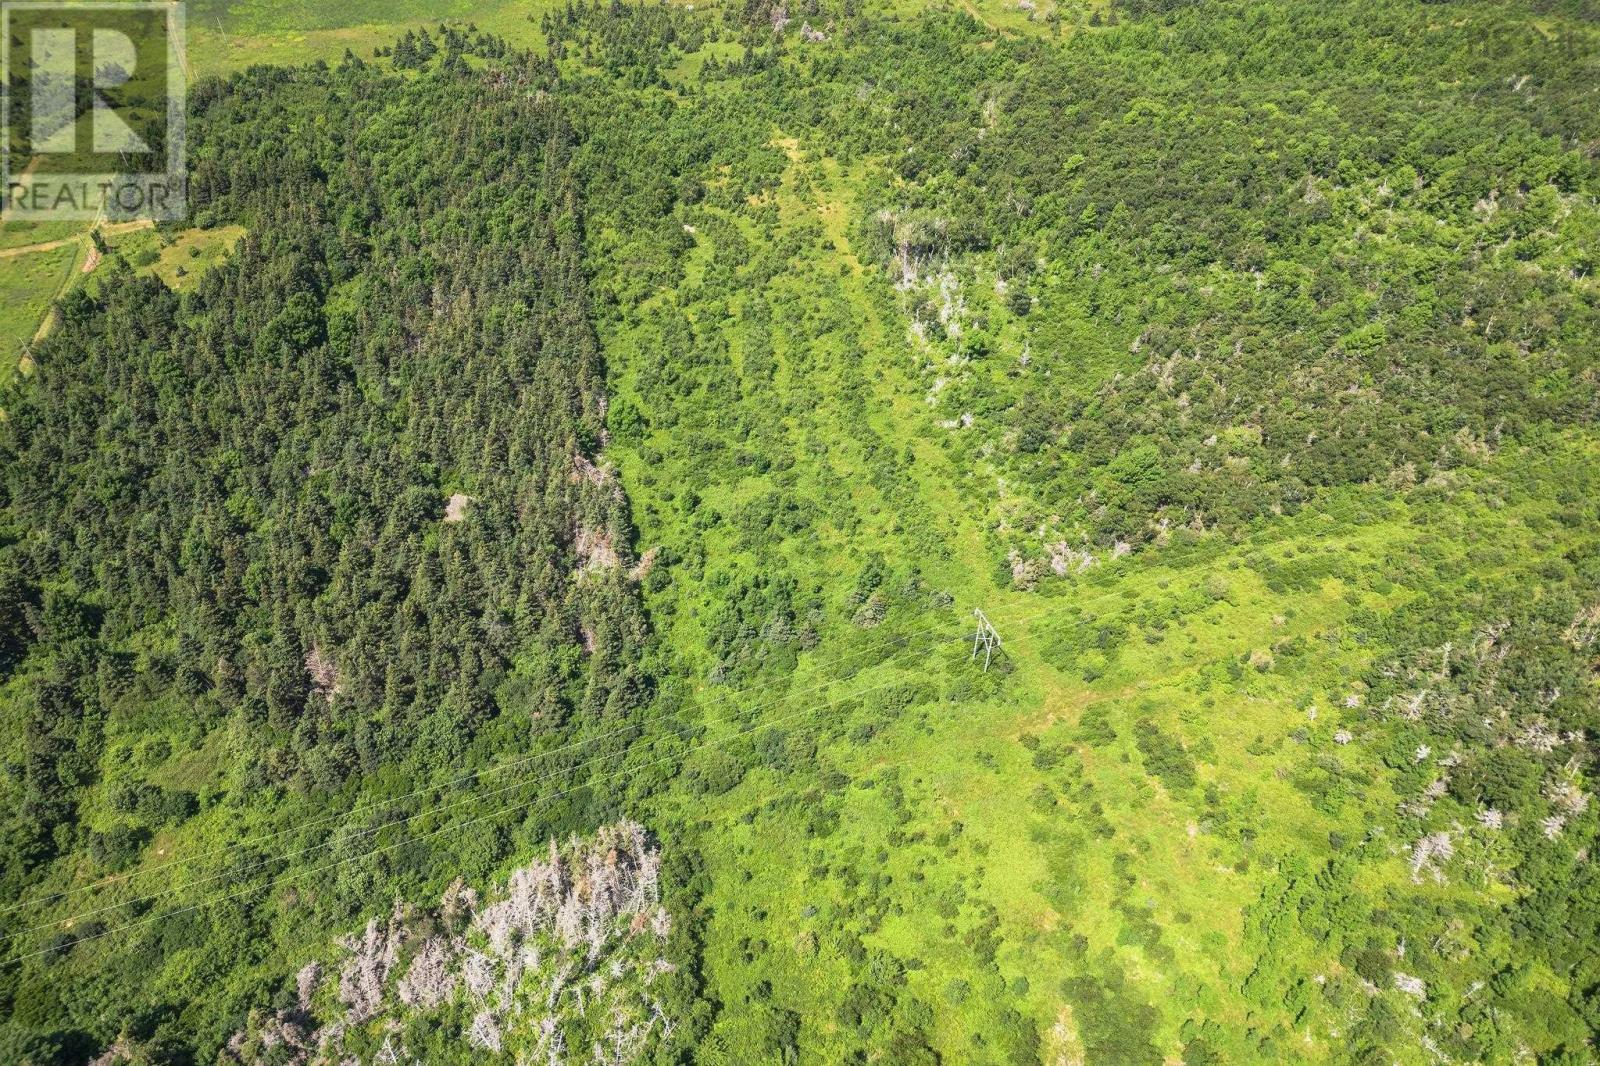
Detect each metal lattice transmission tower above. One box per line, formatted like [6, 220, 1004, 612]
[971, 608, 1003, 672]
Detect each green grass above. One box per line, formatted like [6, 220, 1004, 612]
[0, 219, 86, 252]
[873, 0, 1106, 39]
[0, 242, 82, 373]
[103, 223, 246, 292]
[599, 115, 1600, 1062]
[190, 0, 508, 35]
[185, 0, 589, 75]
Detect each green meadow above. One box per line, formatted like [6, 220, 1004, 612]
[99, 223, 246, 293]
[0, 242, 82, 372]
[595, 109, 1600, 1059]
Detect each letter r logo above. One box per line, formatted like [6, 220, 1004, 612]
[29, 25, 149, 154]
[2, 1, 187, 222]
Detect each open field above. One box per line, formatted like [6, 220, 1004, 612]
[186, 0, 610, 73]
[101, 223, 247, 293]
[597, 119, 1600, 1059]
[0, 242, 83, 372]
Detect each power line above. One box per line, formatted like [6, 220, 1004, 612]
[0, 581, 1127, 935]
[0, 525, 1424, 967]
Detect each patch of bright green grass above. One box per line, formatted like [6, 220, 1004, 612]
[185, 0, 624, 75]
[0, 219, 86, 252]
[0, 242, 82, 372]
[598, 112, 1600, 1063]
[104, 223, 246, 292]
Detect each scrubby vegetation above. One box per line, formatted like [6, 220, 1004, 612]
[0, 0, 1596, 1063]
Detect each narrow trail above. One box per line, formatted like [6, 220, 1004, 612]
[775, 136, 1067, 699]
[756, 136, 1393, 1045]
[0, 219, 152, 258]
[7, 220, 152, 349]
[0, 236, 79, 258]
[958, 0, 1000, 34]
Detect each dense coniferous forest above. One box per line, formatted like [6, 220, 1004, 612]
[0, 0, 1597, 1062]
[0, 49, 687, 1061]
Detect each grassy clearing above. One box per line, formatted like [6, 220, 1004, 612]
[184, 0, 656, 74]
[875, 0, 1109, 38]
[0, 242, 83, 373]
[0, 219, 86, 253]
[186, 0, 514, 73]
[601, 112, 1600, 1062]
[103, 223, 246, 292]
